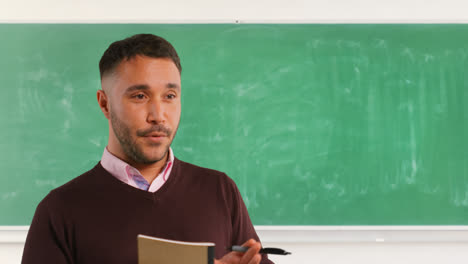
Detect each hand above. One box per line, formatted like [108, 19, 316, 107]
[215, 239, 262, 264]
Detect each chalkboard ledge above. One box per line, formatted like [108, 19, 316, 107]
[0, 226, 28, 244]
[2, 226, 468, 244]
[255, 226, 468, 243]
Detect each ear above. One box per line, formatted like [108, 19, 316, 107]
[97, 89, 111, 119]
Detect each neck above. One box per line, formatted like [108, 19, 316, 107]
[131, 153, 169, 184]
[107, 146, 170, 184]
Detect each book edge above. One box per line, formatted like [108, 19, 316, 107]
[138, 234, 216, 247]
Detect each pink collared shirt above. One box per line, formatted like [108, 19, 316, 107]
[100, 147, 174, 192]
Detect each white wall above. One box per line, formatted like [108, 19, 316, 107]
[1, 0, 468, 22]
[2, 0, 468, 263]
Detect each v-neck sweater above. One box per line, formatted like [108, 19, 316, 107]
[22, 158, 273, 264]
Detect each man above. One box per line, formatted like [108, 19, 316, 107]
[22, 34, 273, 264]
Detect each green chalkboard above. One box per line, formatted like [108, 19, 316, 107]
[1, 24, 467, 225]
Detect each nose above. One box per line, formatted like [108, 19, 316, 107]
[146, 99, 165, 124]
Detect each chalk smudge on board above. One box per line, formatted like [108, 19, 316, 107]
[35, 179, 57, 187]
[438, 68, 448, 113]
[2, 192, 17, 200]
[60, 82, 74, 134]
[88, 137, 102, 148]
[407, 102, 418, 184]
[26, 68, 48, 82]
[402, 47, 415, 62]
[182, 147, 193, 153]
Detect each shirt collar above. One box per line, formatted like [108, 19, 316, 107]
[101, 147, 174, 189]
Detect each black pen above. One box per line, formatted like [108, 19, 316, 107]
[227, 246, 291, 255]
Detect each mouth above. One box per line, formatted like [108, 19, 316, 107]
[137, 125, 172, 144]
[143, 132, 168, 143]
[145, 132, 168, 137]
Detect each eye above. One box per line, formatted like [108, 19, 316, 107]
[166, 93, 177, 100]
[132, 93, 146, 100]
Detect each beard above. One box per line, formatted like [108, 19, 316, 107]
[109, 110, 175, 164]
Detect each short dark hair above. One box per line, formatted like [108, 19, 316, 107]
[99, 34, 182, 78]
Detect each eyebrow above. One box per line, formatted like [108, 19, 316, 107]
[124, 83, 180, 93]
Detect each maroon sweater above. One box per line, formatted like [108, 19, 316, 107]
[22, 158, 273, 264]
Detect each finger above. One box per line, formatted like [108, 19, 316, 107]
[247, 254, 261, 264]
[240, 240, 261, 264]
[218, 250, 243, 264]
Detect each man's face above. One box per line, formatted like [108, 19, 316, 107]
[102, 55, 181, 164]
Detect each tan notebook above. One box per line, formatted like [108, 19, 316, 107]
[137, 235, 215, 264]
